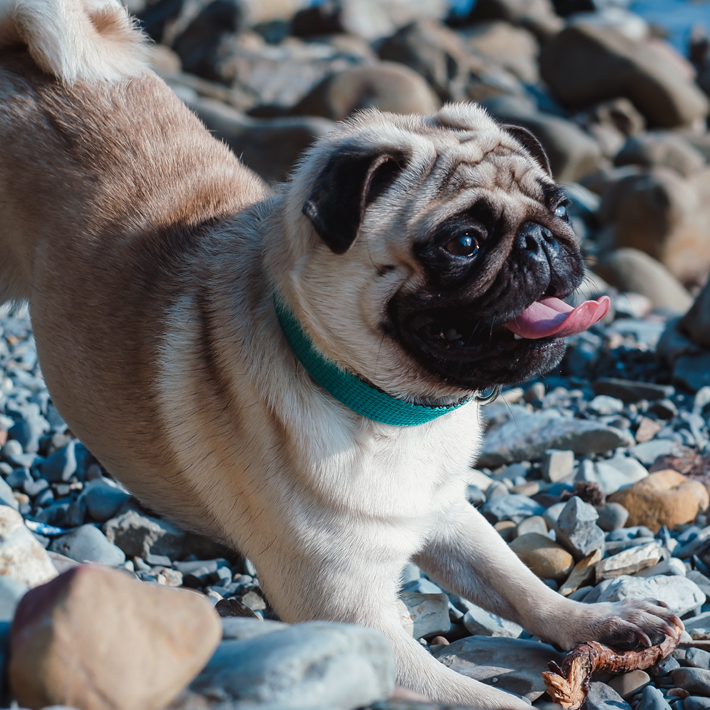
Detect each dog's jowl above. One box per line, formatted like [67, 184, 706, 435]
[0, 1, 681, 708]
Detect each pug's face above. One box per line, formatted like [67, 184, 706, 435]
[289, 104, 586, 397]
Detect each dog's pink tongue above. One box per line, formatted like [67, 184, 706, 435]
[503, 296, 610, 339]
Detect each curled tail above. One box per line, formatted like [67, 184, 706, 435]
[0, 0, 148, 83]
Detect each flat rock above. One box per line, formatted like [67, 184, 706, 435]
[462, 602, 523, 639]
[480, 494, 544, 524]
[49, 525, 126, 567]
[596, 574, 705, 616]
[609, 470, 710, 532]
[685, 697, 710, 710]
[9, 566, 221, 710]
[509, 532, 574, 582]
[595, 541, 662, 582]
[432, 635, 564, 702]
[593, 377, 675, 404]
[559, 549, 602, 596]
[398, 591, 450, 639]
[478, 411, 634, 467]
[190, 621, 395, 709]
[0, 507, 56, 588]
[576, 456, 648, 496]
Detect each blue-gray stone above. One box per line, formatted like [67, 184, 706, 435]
[191, 622, 395, 709]
[5, 467, 31, 490]
[638, 685, 671, 710]
[83, 484, 130, 522]
[686, 648, 710, 670]
[41, 441, 78, 483]
[673, 668, 710, 695]
[0, 576, 27, 621]
[0, 477, 17, 510]
[596, 576, 705, 616]
[23, 477, 48, 498]
[49, 524, 125, 566]
[585, 682, 631, 710]
[685, 697, 710, 710]
[481, 495, 544, 524]
[630, 439, 682, 466]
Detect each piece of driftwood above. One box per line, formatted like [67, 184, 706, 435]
[542, 625, 682, 709]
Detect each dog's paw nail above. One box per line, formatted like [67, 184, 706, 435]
[634, 629, 652, 648]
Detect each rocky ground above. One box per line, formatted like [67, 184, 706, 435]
[2, 0, 710, 708]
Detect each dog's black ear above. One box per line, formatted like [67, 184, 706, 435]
[303, 148, 408, 255]
[501, 124, 552, 177]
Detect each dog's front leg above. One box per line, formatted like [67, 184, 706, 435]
[414, 501, 682, 651]
[256, 545, 532, 709]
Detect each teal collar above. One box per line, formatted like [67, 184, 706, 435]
[273, 295, 473, 427]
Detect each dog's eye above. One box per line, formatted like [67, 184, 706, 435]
[554, 203, 569, 221]
[444, 234, 479, 257]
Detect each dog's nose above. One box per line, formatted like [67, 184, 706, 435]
[515, 221, 561, 265]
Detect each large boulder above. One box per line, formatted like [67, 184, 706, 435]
[9, 566, 221, 710]
[540, 23, 710, 128]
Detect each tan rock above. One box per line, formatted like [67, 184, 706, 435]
[9, 566, 221, 710]
[636, 417, 663, 444]
[292, 62, 440, 121]
[509, 532, 575, 582]
[559, 549, 602, 596]
[495, 520, 517, 542]
[609, 470, 710, 532]
[0, 507, 56, 588]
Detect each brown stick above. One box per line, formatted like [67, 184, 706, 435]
[542, 627, 682, 709]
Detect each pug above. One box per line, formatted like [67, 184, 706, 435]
[0, 1, 682, 708]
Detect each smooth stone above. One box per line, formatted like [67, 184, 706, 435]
[543, 501, 567, 528]
[596, 575, 705, 616]
[41, 442, 78, 484]
[589, 395, 625, 416]
[685, 648, 710, 670]
[672, 668, 710, 696]
[559, 549, 603, 596]
[576, 457, 647, 496]
[595, 542, 662, 582]
[0, 476, 18, 510]
[83, 484, 130, 523]
[478, 411, 634, 467]
[517, 516, 547, 537]
[593, 377, 675, 404]
[509, 533, 574, 582]
[221, 617, 287, 641]
[49, 525, 126, 567]
[608, 669, 651, 699]
[635, 557, 686, 578]
[190, 622, 395, 708]
[674, 355, 710, 394]
[398, 591, 450, 639]
[431, 636, 565, 702]
[680, 270, 710, 350]
[541, 449, 575, 483]
[103, 510, 186, 559]
[597, 503, 630, 532]
[555, 496, 606, 560]
[609, 470, 710, 533]
[685, 697, 710, 710]
[630, 439, 682, 466]
[0, 507, 56, 587]
[585, 681, 632, 710]
[462, 603, 523, 639]
[480, 495, 544, 525]
[639, 684, 672, 710]
[9, 566, 221, 710]
[0, 575, 27, 621]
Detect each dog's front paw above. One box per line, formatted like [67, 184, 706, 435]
[566, 599, 683, 651]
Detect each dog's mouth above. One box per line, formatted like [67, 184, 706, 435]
[398, 295, 610, 386]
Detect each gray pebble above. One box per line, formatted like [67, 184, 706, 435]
[672, 668, 710, 695]
[638, 685, 671, 710]
[555, 496, 605, 559]
[83, 484, 130, 522]
[684, 698, 710, 710]
[49, 524, 126, 566]
[585, 681, 631, 710]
